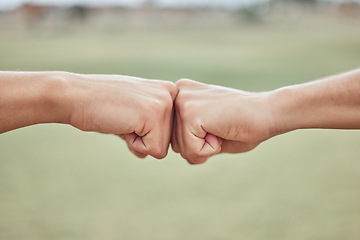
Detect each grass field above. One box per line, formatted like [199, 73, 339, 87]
[1, 21, 360, 240]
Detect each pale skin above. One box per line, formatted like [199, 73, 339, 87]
[1, 69, 360, 164]
[172, 69, 360, 164]
[0, 71, 178, 159]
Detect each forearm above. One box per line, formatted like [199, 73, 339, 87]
[0, 71, 73, 133]
[270, 69, 360, 135]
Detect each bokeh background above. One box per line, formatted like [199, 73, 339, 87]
[1, 0, 360, 239]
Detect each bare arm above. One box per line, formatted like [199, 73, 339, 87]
[172, 69, 360, 164]
[0, 71, 178, 159]
[0, 71, 71, 133]
[271, 69, 360, 133]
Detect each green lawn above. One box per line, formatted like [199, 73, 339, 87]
[0, 22, 360, 240]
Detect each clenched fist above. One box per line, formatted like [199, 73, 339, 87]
[172, 79, 274, 164]
[172, 68, 360, 164]
[3, 69, 360, 163]
[0, 71, 178, 159]
[68, 73, 178, 159]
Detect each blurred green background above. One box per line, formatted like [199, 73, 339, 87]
[1, 4, 360, 239]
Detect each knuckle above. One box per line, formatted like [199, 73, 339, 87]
[148, 145, 167, 159]
[174, 94, 183, 109]
[164, 96, 175, 112]
[174, 96, 190, 118]
[149, 99, 167, 116]
[176, 78, 192, 88]
[156, 81, 178, 99]
[187, 156, 208, 165]
[188, 151, 203, 160]
[181, 150, 207, 164]
[163, 81, 178, 93]
[158, 93, 174, 112]
[170, 81, 179, 91]
[180, 152, 190, 161]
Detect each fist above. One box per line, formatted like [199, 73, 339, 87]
[172, 79, 273, 164]
[68, 73, 178, 159]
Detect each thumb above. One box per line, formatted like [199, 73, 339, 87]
[201, 133, 223, 156]
[125, 132, 147, 155]
[125, 131, 168, 159]
[184, 132, 223, 164]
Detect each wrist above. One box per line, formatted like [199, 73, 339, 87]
[267, 85, 309, 137]
[270, 83, 320, 136]
[39, 71, 76, 125]
[0, 71, 77, 133]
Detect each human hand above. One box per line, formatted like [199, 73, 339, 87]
[3, 69, 359, 162]
[67, 73, 178, 159]
[172, 79, 274, 164]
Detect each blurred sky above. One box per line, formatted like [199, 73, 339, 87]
[0, 0, 357, 10]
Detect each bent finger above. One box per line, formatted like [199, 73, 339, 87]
[125, 131, 166, 159]
[182, 128, 222, 164]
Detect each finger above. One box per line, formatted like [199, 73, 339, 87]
[163, 81, 179, 101]
[125, 132, 145, 153]
[176, 78, 204, 91]
[140, 90, 174, 159]
[161, 98, 174, 157]
[187, 157, 208, 165]
[129, 147, 148, 159]
[117, 134, 148, 158]
[171, 111, 180, 153]
[182, 127, 222, 164]
[204, 133, 223, 153]
[125, 130, 166, 159]
[146, 80, 178, 101]
[175, 108, 187, 158]
[173, 96, 198, 162]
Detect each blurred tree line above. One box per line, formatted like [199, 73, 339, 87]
[238, 0, 318, 23]
[275, 0, 317, 2]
